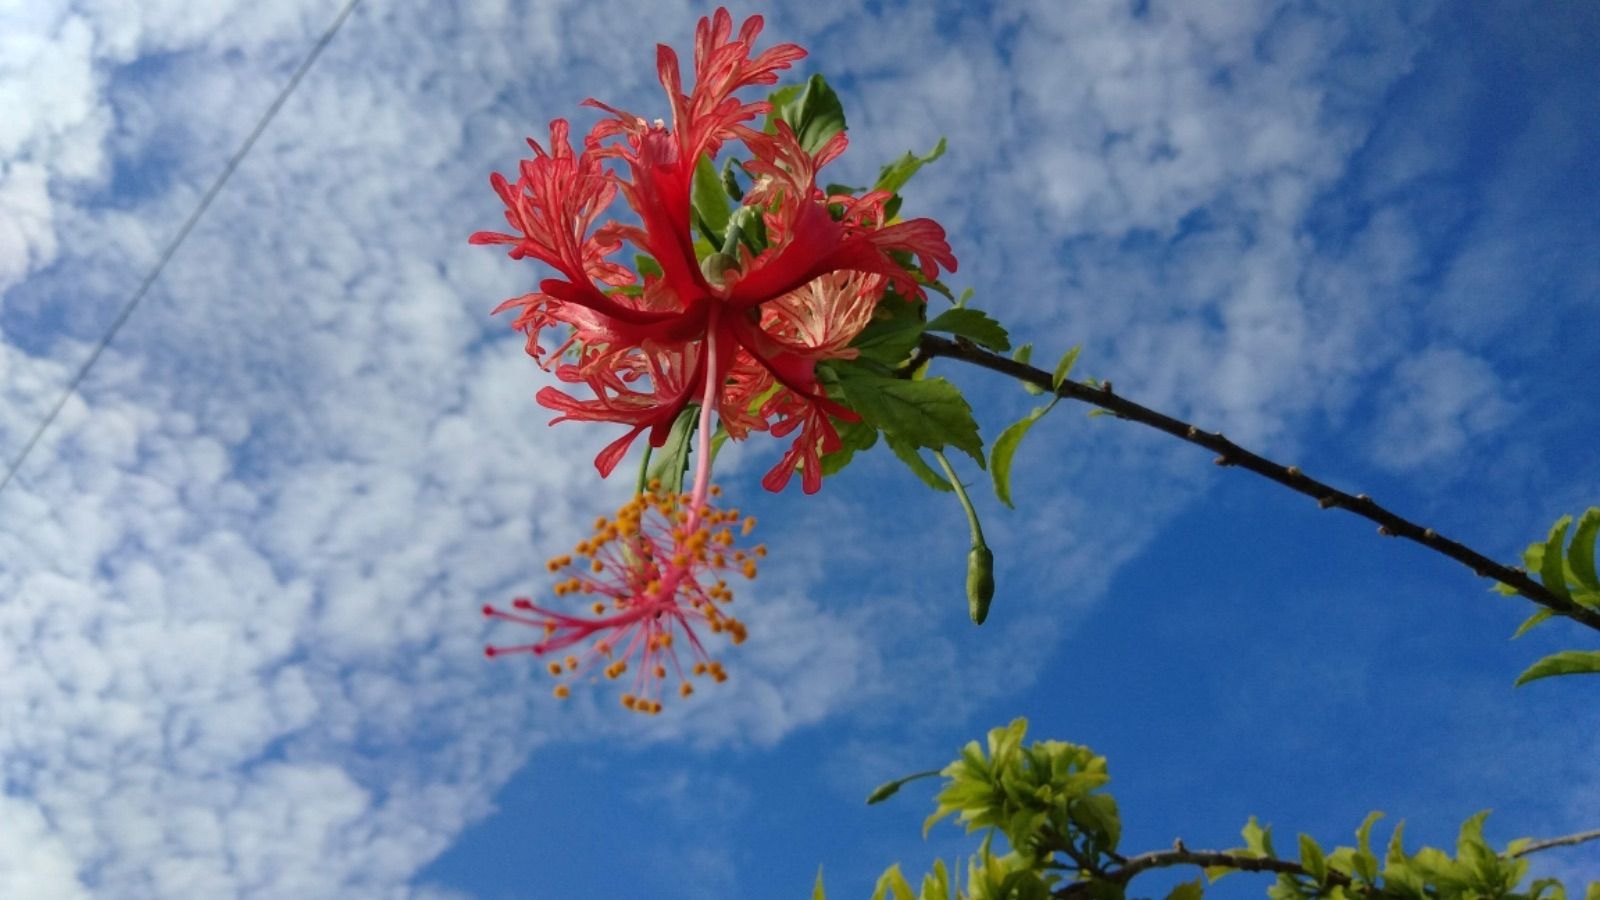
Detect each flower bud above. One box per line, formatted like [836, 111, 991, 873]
[967, 544, 995, 625]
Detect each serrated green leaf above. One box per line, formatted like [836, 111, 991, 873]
[1570, 508, 1600, 591]
[766, 74, 847, 156]
[875, 138, 947, 197]
[852, 295, 928, 366]
[1242, 817, 1274, 858]
[836, 368, 984, 465]
[1514, 650, 1600, 686]
[819, 417, 879, 477]
[1542, 516, 1574, 600]
[1386, 820, 1408, 865]
[1052, 345, 1082, 393]
[990, 405, 1054, 509]
[691, 153, 731, 247]
[1512, 608, 1554, 639]
[926, 307, 1011, 352]
[1165, 880, 1204, 900]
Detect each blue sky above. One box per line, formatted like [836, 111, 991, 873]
[1, 0, 1597, 896]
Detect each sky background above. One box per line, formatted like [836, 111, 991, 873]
[1, 0, 1598, 897]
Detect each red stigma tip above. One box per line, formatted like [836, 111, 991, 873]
[481, 604, 495, 616]
[484, 646, 498, 658]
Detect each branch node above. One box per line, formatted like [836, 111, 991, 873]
[1187, 426, 1200, 438]
[1356, 493, 1371, 503]
[1318, 495, 1338, 509]
[1378, 525, 1395, 537]
[1286, 466, 1302, 477]
[1423, 528, 1437, 539]
[1102, 380, 1114, 394]
[1213, 455, 1233, 467]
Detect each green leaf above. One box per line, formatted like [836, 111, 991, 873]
[634, 254, 663, 281]
[647, 405, 698, 493]
[990, 405, 1055, 509]
[1242, 817, 1276, 858]
[1542, 516, 1575, 600]
[1570, 508, 1600, 591]
[1011, 344, 1047, 396]
[691, 153, 731, 247]
[1051, 345, 1082, 393]
[872, 864, 916, 900]
[1298, 835, 1328, 882]
[1514, 650, 1600, 686]
[1512, 608, 1554, 639]
[819, 417, 879, 477]
[885, 433, 954, 492]
[814, 866, 827, 900]
[852, 294, 928, 366]
[875, 138, 947, 197]
[1165, 881, 1203, 900]
[1069, 794, 1122, 852]
[835, 368, 984, 465]
[766, 74, 847, 156]
[1353, 812, 1383, 884]
[926, 307, 1011, 352]
[721, 156, 746, 201]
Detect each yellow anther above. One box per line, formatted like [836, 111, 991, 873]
[680, 682, 694, 698]
[693, 662, 708, 676]
[622, 693, 637, 709]
[709, 485, 722, 497]
[592, 602, 605, 615]
[591, 559, 604, 573]
[648, 478, 662, 492]
[596, 641, 611, 657]
[654, 664, 666, 678]
[564, 655, 579, 671]
[742, 560, 758, 579]
[754, 545, 767, 558]
[594, 516, 608, 530]
[547, 661, 562, 675]
[553, 684, 571, 700]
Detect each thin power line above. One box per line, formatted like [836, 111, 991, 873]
[0, 0, 365, 497]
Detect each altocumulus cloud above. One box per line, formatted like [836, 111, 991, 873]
[2, 0, 1589, 896]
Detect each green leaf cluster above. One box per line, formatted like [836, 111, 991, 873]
[1496, 509, 1600, 685]
[843, 720, 1597, 900]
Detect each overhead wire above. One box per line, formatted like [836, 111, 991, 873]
[0, 0, 366, 497]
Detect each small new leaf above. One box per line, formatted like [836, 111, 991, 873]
[1012, 344, 1046, 395]
[1165, 881, 1204, 900]
[1052, 345, 1082, 393]
[1570, 508, 1600, 591]
[990, 405, 1055, 509]
[1514, 650, 1600, 686]
[1511, 608, 1554, 640]
[1541, 516, 1574, 601]
[926, 307, 1011, 352]
[875, 138, 947, 197]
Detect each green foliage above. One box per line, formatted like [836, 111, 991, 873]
[926, 308, 1011, 353]
[989, 346, 1078, 508]
[850, 720, 1596, 899]
[834, 364, 984, 467]
[691, 153, 732, 247]
[876, 138, 947, 197]
[1495, 508, 1600, 685]
[646, 405, 698, 493]
[1515, 650, 1600, 686]
[766, 74, 847, 155]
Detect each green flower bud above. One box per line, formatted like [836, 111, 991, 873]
[967, 544, 995, 625]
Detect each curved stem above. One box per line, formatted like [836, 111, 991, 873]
[917, 334, 1600, 633]
[933, 449, 985, 547]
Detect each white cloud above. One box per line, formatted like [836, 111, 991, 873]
[1, 0, 1585, 896]
[1367, 345, 1512, 472]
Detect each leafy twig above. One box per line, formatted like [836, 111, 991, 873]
[917, 333, 1600, 633]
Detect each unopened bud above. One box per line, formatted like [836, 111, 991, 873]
[967, 545, 995, 625]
